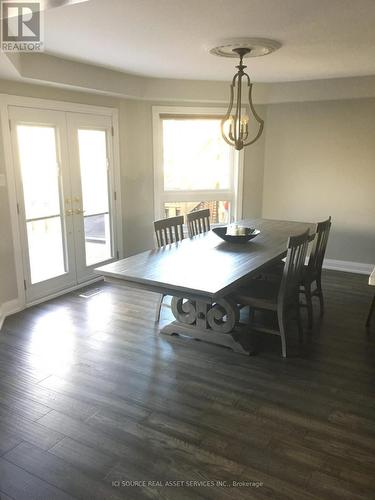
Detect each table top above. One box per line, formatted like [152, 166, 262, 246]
[96, 218, 315, 299]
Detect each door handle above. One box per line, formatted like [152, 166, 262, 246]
[74, 208, 85, 215]
[66, 209, 73, 216]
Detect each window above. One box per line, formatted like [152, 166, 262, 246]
[153, 107, 243, 225]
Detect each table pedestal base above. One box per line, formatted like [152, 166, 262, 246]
[160, 296, 254, 355]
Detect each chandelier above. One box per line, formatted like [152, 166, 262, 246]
[210, 39, 281, 151]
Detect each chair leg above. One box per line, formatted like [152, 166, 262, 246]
[316, 277, 324, 317]
[296, 299, 303, 343]
[277, 308, 287, 358]
[304, 284, 314, 330]
[249, 307, 255, 324]
[155, 294, 165, 323]
[366, 295, 375, 328]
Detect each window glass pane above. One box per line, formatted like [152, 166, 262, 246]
[78, 129, 109, 216]
[84, 213, 112, 266]
[17, 125, 60, 220]
[27, 217, 65, 284]
[164, 201, 230, 225]
[162, 119, 232, 191]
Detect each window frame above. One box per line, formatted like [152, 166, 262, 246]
[152, 106, 244, 222]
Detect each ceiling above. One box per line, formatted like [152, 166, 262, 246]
[4, 0, 375, 83]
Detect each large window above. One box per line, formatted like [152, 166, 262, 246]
[153, 107, 243, 225]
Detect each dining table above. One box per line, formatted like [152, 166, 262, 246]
[95, 218, 315, 354]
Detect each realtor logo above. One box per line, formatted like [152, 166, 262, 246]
[1, 0, 44, 52]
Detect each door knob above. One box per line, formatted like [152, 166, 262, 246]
[66, 209, 73, 216]
[74, 208, 85, 214]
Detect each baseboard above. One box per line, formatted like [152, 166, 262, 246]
[323, 259, 374, 275]
[27, 276, 103, 307]
[0, 298, 22, 330]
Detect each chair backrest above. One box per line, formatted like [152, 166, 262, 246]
[279, 229, 310, 306]
[186, 209, 210, 237]
[306, 216, 332, 279]
[153, 215, 184, 248]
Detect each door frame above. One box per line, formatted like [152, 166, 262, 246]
[0, 94, 123, 308]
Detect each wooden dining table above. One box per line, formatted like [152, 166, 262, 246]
[95, 218, 315, 354]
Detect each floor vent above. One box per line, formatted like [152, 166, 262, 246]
[78, 288, 102, 298]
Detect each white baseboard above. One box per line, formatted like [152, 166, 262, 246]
[27, 276, 103, 307]
[0, 298, 22, 330]
[323, 259, 374, 275]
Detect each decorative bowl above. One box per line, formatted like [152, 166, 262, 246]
[212, 226, 260, 243]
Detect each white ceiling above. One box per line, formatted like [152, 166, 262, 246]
[5, 0, 375, 83]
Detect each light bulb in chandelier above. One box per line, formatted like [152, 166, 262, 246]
[223, 114, 250, 139]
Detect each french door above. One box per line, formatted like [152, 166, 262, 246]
[9, 106, 118, 304]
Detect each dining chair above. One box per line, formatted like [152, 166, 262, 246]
[154, 215, 184, 247]
[301, 216, 332, 328]
[186, 209, 210, 237]
[264, 217, 332, 329]
[230, 229, 310, 358]
[153, 215, 184, 322]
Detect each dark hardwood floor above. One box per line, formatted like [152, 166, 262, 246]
[0, 270, 374, 500]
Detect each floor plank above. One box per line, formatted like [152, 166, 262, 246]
[0, 457, 74, 500]
[3, 443, 128, 500]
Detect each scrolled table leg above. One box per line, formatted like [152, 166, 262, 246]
[171, 297, 197, 325]
[162, 295, 249, 354]
[206, 298, 240, 334]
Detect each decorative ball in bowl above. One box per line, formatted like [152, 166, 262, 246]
[212, 226, 260, 243]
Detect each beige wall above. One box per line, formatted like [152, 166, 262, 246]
[0, 126, 17, 304]
[0, 80, 265, 305]
[119, 99, 155, 256]
[242, 130, 265, 219]
[2, 78, 373, 310]
[262, 99, 375, 264]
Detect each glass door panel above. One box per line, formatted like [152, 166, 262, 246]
[17, 126, 61, 220]
[77, 129, 112, 266]
[9, 107, 77, 303]
[67, 112, 117, 283]
[83, 213, 112, 266]
[16, 125, 66, 284]
[26, 217, 65, 284]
